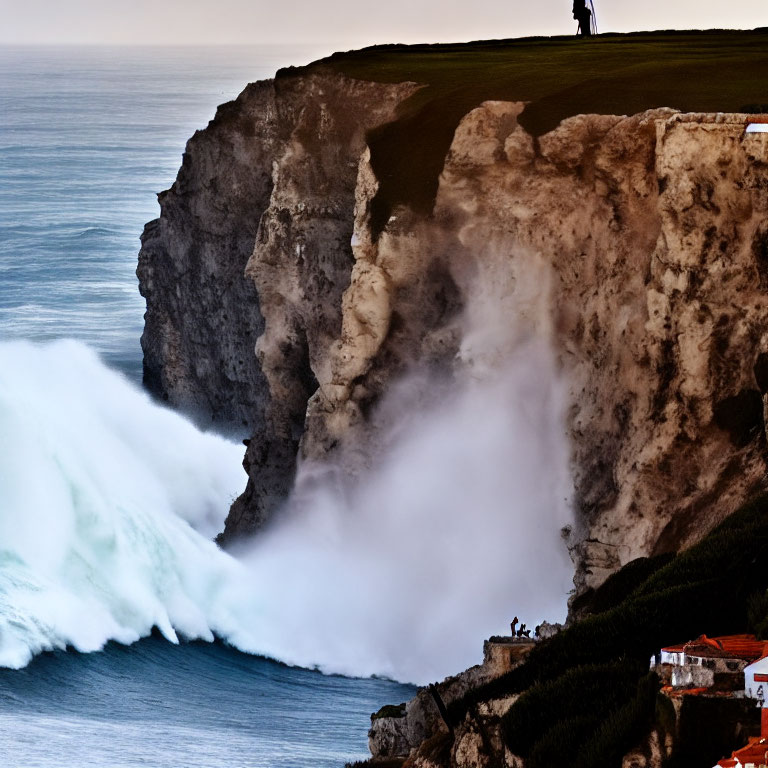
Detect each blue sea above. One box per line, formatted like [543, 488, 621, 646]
[0, 42, 575, 767]
[0, 45, 416, 767]
[0, 637, 415, 768]
[0, 45, 330, 382]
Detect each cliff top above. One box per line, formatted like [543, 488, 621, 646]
[277, 29, 768, 230]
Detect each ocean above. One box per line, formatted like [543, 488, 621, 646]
[0, 45, 416, 767]
[0, 44, 332, 381]
[0, 42, 576, 767]
[0, 636, 415, 768]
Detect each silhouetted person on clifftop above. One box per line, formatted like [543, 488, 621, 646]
[573, 0, 593, 36]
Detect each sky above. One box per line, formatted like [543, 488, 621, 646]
[0, 0, 766, 47]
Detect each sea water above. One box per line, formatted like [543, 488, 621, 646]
[0, 44, 576, 767]
[0, 45, 416, 767]
[0, 636, 415, 768]
[0, 44, 329, 381]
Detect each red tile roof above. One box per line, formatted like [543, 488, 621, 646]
[662, 634, 768, 661]
[717, 738, 768, 767]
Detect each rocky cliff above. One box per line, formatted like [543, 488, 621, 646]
[138, 72, 419, 537]
[138, 34, 768, 587]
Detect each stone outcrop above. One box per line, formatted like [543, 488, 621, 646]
[368, 639, 533, 766]
[137, 63, 768, 585]
[422, 106, 768, 592]
[138, 79, 277, 434]
[138, 72, 418, 537]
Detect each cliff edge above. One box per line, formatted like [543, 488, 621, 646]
[137, 30, 768, 589]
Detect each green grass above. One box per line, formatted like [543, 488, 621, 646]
[277, 29, 768, 233]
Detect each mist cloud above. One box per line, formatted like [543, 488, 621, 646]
[233, 251, 575, 683]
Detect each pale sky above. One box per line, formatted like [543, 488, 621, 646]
[0, 0, 766, 47]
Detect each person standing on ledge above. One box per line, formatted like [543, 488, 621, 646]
[573, 0, 593, 36]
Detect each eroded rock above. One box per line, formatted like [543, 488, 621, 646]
[139, 71, 768, 587]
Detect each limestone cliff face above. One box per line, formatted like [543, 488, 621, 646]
[138, 68, 768, 584]
[138, 72, 418, 537]
[418, 106, 768, 591]
[301, 103, 768, 592]
[138, 79, 277, 433]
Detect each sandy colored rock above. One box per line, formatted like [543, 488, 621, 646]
[138, 67, 768, 588]
[316, 103, 768, 589]
[138, 72, 418, 538]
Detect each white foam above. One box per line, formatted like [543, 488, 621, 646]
[0, 340, 247, 668]
[0, 275, 574, 683]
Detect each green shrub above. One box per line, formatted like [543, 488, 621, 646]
[574, 673, 660, 768]
[526, 716, 602, 768]
[501, 661, 642, 756]
[447, 493, 768, 766]
[570, 553, 675, 617]
[371, 703, 406, 720]
[503, 672, 659, 768]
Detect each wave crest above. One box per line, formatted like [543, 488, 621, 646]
[0, 340, 246, 668]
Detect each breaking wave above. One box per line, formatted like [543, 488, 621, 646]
[0, 340, 247, 669]
[0, 261, 574, 685]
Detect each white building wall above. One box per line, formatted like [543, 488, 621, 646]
[745, 657, 768, 705]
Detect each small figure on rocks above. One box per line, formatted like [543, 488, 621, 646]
[517, 623, 527, 638]
[510, 616, 518, 636]
[572, 0, 593, 36]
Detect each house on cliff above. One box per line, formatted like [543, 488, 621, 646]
[716, 738, 768, 768]
[746, 116, 768, 133]
[710, 642, 768, 767]
[746, 655, 768, 705]
[684, 635, 768, 768]
[652, 634, 768, 766]
[654, 635, 768, 691]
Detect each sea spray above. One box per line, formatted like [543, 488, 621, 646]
[234, 251, 575, 683]
[0, 340, 247, 667]
[0, 253, 574, 683]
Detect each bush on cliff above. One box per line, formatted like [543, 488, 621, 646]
[569, 552, 674, 617]
[501, 661, 644, 759]
[447, 492, 768, 766]
[500, 668, 659, 768]
[572, 672, 660, 768]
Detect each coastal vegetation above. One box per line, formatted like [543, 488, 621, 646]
[443, 492, 768, 765]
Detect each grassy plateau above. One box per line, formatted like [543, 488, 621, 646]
[278, 29, 768, 231]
